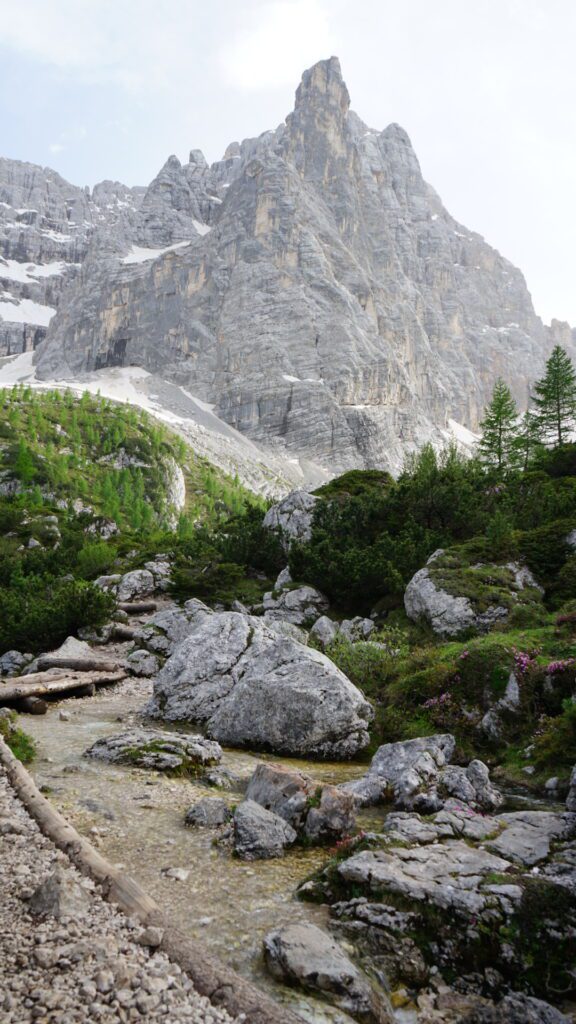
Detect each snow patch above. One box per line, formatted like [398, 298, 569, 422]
[0, 296, 56, 326]
[121, 241, 191, 264]
[192, 220, 212, 236]
[0, 258, 67, 283]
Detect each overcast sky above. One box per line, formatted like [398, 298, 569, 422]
[0, 0, 574, 325]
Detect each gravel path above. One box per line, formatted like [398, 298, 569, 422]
[0, 770, 241, 1024]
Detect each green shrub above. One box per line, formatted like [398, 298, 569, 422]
[0, 578, 115, 655]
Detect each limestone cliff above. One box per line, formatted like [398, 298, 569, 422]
[32, 57, 575, 474]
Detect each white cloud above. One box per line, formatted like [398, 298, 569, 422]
[219, 0, 339, 90]
[48, 142, 65, 154]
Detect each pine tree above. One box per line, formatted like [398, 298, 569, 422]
[477, 379, 520, 472]
[533, 345, 576, 446]
[516, 408, 542, 469]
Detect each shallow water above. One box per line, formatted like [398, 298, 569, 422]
[25, 681, 387, 1022]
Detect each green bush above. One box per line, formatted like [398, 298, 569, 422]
[0, 577, 115, 655]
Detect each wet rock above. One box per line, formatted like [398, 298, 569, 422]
[184, 798, 231, 828]
[126, 649, 160, 677]
[146, 611, 372, 758]
[304, 785, 356, 843]
[85, 728, 222, 774]
[28, 868, 89, 920]
[263, 922, 393, 1023]
[263, 490, 318, 552]
[341, 734, 456, 809]
[245, 762, 356, 844]
[263, 584, 329, 626]
[245, 762, 313, 829]
[233, 800, 297, 860]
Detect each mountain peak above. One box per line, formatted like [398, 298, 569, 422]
[293, 56, 350, 116]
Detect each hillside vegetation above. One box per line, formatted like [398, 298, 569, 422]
[0, 386, 259, 653]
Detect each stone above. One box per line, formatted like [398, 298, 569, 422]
[136, 926, 164, 947]
[404, 553, 543, 638]
[0, 650, 33, 677]
[146, 610, 372, 758]
[184, 798, 231, 828]
[116, 570, 156, 603]
[339, 617, 376, 642]
[274, 566, 292, 589]
[245, 762, 313, 828]
[162, 867, 190, 881]
[310, 615, 339, 649]
[304, 785, 356, 843]
[233, 800, 297, 860]
[28, 868, 89, 920]
[338, 840, 512, 915]
[458, 992, 571, 1023]
[263, 923, 393, 1023]
[126, 649, 160, 677]
[263, 491, 318, 552]
[438, 760, 503, 812]
[133, 598, 212, 656]
[341, 734, 456, 809]
[567, 764, 576, 813]
[485, 811, 573, 867]
[263, 584, 329, 626]
[85, 728, 222, 773]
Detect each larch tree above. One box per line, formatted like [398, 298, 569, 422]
[477, 379, 520, 472]
[533, 345, 576, 446]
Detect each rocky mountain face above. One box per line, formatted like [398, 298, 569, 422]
[8, 57, 573, 474]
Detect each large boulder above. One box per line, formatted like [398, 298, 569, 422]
[262, 490, 318, 552]
[263, 584, 328, 626]
[85, 728, 222, 774]
[263, 923, 393, 1023]
[146, 611, 372, 758]
[233, 800, 297, 860]
[404, 551, 543, 638]
[133, 599, 212, 656]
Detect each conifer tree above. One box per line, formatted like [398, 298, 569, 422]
[516, 408, 542, 469]
[477, 379, 520, 472]
[533, 345, 576, 446]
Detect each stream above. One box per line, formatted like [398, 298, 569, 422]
[24, 678, 390, 1024]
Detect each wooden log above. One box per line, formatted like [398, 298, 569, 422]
[19, 696, 48, 715]
[37, 655, 123, 673]
[0, 669, 125, 703]
[110, 625, 136, 641]
[118, 601, 158, 614]
[0, 738, 303, 1024]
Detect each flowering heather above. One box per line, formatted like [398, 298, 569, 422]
[546, 658, 575, 675]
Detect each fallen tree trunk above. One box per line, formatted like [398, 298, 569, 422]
[118, 601, 158, 614]
[0, 669, 125, 703]
[0, 738, 303, 1024]
[36, 655, 123, 673]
